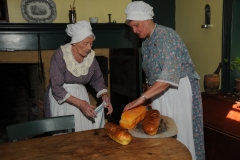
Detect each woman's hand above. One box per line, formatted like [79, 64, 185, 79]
[123, 96, 145, 112]
[66, 95, 97, 118]
[78, 100, 97, 118]
[124, 81, 170, 112]
[101, 94, 113, 115]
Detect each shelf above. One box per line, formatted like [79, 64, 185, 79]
[0, 23, 141, 51]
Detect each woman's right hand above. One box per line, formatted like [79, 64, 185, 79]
[78, 100, 97, 118]
[66, 96, 97, 118]
[123, 96, 145, 112]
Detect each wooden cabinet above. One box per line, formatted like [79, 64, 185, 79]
[202, 92, 240, 159]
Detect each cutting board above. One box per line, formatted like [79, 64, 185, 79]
[128, 115, 178, 138]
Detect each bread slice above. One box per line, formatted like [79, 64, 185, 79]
[119, 105, 147, 129]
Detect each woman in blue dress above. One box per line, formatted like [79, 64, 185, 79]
[123, 1, 205, 160]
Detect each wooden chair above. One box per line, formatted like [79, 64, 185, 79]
[6, 115, 75, 142]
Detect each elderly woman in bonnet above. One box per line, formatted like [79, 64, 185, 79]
[123, 1, 205, 160]
[44, 20, 113, 132]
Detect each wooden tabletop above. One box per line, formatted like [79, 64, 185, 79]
[0, 128, 191, 160]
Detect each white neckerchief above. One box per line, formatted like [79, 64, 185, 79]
[150, 23, 157, 36]
[61, 43, 95, 77]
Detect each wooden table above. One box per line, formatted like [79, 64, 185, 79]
[0, 129, 191, 160]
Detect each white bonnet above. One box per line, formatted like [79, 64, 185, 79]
[125, 1, 154, 22]
[65, 20, 95, 44]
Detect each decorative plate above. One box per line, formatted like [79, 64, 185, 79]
[21, 0, 57, 23]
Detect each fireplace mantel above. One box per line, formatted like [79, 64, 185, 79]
[0, 23, 141, 51]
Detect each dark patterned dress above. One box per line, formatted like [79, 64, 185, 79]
[142, 24, 205, 160]
[44, 43, 107, 131]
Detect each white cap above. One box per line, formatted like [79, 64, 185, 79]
[65, 20, 95, 44]
[125, 1, 154, 21]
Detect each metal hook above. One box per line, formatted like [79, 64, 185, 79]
[108, 14, 111, 23]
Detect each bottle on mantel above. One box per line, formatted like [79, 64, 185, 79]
[204, 62, 222, 95]
[69, 9, 76, 24]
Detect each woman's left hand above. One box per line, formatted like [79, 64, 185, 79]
[101, 94, 113, 115]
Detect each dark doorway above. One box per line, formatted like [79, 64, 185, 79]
[109, 48, 143, 124]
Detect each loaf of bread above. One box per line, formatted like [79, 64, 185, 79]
[104, 122, 132, 145]
[119, 105, 147, 129]
[142, 109, 161, 135]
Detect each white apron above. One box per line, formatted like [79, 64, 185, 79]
[152, 77, 196, 160]
[49, 84, 105, 132]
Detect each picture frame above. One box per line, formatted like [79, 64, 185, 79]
[0, 0, 9, 22]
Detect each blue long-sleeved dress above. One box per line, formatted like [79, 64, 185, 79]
[142, 24, 205, 160]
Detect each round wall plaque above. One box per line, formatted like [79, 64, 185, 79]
[21, 0, 57, 23]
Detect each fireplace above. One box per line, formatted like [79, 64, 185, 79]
[0, 56, 108, 124]
[0, 23, 141, 143]
[0, 63, 45, 122]
[0, 49, 109, 142]
[0, 62, 46, 143]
